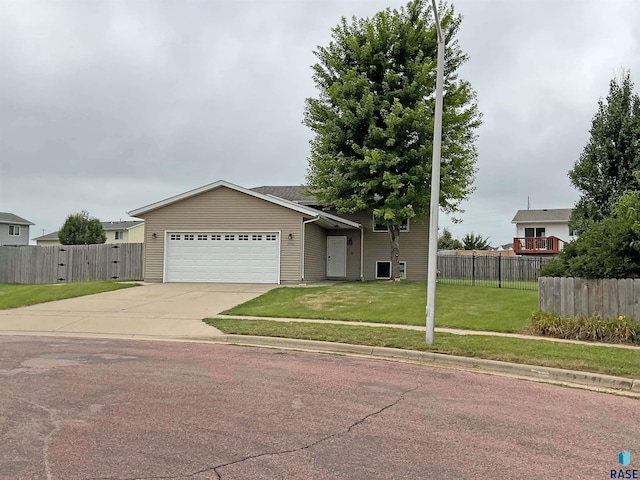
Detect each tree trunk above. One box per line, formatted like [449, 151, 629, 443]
[388, 225, 401, 282]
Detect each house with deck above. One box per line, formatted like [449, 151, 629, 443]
[511, 208, 575, 256]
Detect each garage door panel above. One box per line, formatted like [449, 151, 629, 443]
[165, 232, 279, 283]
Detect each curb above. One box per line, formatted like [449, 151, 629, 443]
[215, 334, 639, 394]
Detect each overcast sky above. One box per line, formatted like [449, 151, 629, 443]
[1, 0, 639, 246]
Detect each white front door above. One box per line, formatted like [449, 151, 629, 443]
[326, 236, 347, 277]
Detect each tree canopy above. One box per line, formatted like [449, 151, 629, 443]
[462, 232, 490, 250]
[541, 185, 640, 279]
[58, 211, 106, 245]
[304, 0, 481, 279]
[569, 71, 640, 235]
[437, 228, 463, 250]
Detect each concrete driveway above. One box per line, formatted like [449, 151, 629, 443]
[0, 283, 276, 339]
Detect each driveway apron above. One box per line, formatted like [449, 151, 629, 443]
[0, 283, 276, 339]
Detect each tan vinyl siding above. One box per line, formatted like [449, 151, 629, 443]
[339, 212, 429, 281]
[303, 222, 325, 282]
[138, 187, 304, 283]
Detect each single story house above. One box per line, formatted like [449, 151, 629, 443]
[0, 212, 34, 246]
[127, 180, 429, 284]
[33, 221, 145, 246]
[511, 208, 575, 255]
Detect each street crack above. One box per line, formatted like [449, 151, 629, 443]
[85, 383, 423, 480]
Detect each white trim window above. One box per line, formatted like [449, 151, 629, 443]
[115, 231, 124, 240]
[375, 261, 406, 280]
[373, 218, 409, 232]
[8, 225, 20, 236]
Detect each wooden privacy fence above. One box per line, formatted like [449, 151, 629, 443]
[539, 277, 640, 320]
[437, 254, 550, 290]
[0, 243, 144, 284]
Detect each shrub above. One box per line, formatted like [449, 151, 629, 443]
[529, 311, 640, 345]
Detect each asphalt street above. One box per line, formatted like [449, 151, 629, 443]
[1, 336, 638, 479]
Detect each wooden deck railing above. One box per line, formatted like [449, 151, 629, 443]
[513, 236, 564, 255]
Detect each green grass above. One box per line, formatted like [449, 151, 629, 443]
[0, 281, 139, 309]
[206, 318, 640, 379]
[222, 282, 538, 333]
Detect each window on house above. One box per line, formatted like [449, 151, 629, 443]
[115, 231, 124, 240]
[373, 218, 409, 232]
[569, 227, 575, 236]
[8, 225, 20, 236]
[375, 261, 406, 280]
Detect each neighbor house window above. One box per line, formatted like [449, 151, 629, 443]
[8, 225, 20, 236]
[373, 218, 409, 232]
[115, 231, 124, 240]
[375, 261, 406, 280]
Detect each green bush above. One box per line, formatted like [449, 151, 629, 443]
[529, 311, 640, 345]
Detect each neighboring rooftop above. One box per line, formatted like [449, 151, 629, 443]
[511, 208, 573, 224]
[33, 221, 144, 241]
[250, 186, 317, 205]
[0, 212, 34, 225]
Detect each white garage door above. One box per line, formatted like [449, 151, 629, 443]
[165, 232, 280, 283]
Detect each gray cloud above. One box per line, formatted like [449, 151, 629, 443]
[1, 0, 639, 245]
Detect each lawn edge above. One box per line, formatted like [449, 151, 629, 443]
[213, 334, 640, 396]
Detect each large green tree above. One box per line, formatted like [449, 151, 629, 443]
[304, 0, 481, 280]
[58, 211, 106, 245]
[569, 71, 640, 235]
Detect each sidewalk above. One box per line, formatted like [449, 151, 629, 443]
[213, 314, 640, 351]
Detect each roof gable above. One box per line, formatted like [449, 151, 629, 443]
[128, 180, 360, 229]
[0, 212, 34, 226]
[511, 208, 573, 224]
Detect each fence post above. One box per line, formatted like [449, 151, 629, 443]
[472, 253, 476, 287]
[497, 253, 502, 288]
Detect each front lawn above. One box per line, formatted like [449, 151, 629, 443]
[206, 318, 640, 379]
[223, 282, 538, 333]
[0, 281, 139, 310]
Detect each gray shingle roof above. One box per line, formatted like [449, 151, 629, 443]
[511, 209, 573, 223]
[0, 212, 34, 225]
[33, 220, 144, 241]
[100, 220, 144, 230]
[250, 186, 317, 204]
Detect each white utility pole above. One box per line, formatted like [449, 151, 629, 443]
[426, 0, 445, 345]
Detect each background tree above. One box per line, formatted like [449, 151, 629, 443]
[58, 211, 106, 245]
[462, 232, 489, 250]
[437, 227, 463, 250]
[304, 0, 481, 280]
[540, 187, 640, 279]
[569, 71, 640, 235]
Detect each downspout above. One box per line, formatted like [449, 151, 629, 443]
[302, 216, 321, 283]
[360, 226, 364, 281]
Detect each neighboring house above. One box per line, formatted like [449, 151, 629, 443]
[127, 180, 429, 284]
[0, 212, 34, 246]
[33, 221, 145, 246]
[511, 208, 575, 256]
